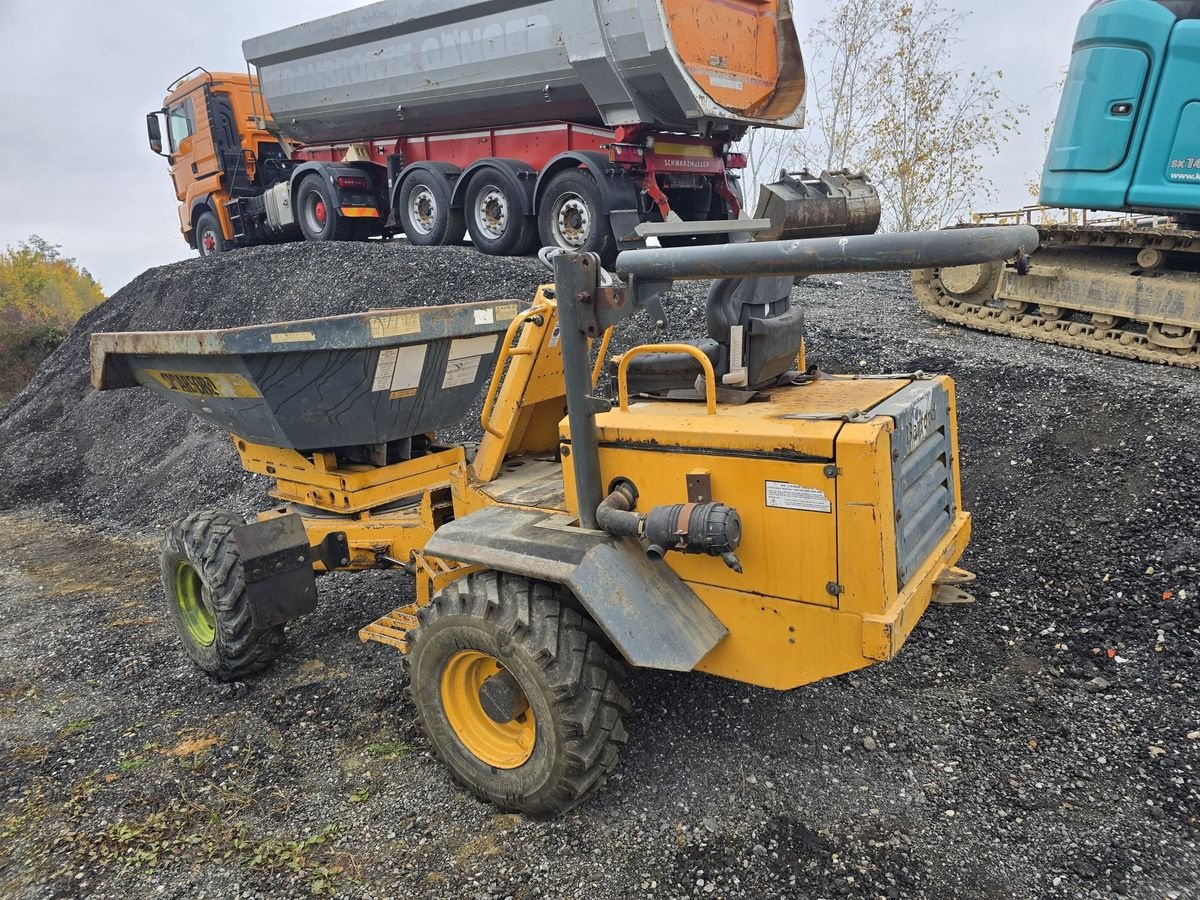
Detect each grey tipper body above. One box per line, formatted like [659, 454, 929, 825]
[242, 0, 806, 146]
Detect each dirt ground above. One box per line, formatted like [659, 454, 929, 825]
[0, 253, 1197, 899]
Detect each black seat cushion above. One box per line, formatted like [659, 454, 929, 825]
[616, 339, 722, 396]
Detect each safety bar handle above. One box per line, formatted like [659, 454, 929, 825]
[618, 344, 717, 415]
[615, 224, 1040, 282]
[481, 303, 550, 438]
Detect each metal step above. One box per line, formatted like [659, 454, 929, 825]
[634, 218, 772, 239]
[359, 603, 419, 652]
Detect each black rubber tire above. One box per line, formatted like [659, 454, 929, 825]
[296, 174, 355, 242]
[536, 169, 617, 267]
[195, 210, 228, 257]
[406, 570, 630, 817]
[464, 169, 539, 257]
[397, 171, 466, 246]
[159, 509, 285, 681]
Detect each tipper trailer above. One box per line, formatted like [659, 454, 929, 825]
[147, 0, 881, 263]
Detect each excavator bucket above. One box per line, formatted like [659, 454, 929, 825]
[754, 170, 882, 242]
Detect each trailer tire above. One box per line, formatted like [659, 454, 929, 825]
[195, 211, 228, 257]
[464, 170, 538, 257]
[297, 175, 355, 242]
[537, 170, 616, 266]
[160, 509, 285, 681]
[406, 570, 629, 817]
[398, 171, 466, 246]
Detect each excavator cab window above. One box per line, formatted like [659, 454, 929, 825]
[167, 97, 196, 154]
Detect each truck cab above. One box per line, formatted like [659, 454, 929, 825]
[148, 70, 386, 255]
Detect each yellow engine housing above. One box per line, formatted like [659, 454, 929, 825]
[562, 374, 970, 690]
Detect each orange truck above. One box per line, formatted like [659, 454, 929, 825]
[147, 1, 880, 263]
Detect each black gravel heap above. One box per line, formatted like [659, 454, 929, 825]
[0, 241, 545, 529]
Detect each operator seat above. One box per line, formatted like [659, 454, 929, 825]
[620, 275, 804, 396]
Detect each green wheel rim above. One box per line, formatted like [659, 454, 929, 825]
[174, 561, 216, 647]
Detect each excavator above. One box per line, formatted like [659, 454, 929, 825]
[912, 0, 1200, 369]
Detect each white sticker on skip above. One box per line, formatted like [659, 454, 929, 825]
[372, 344, 427, 393]
[441, 335, 498, 388]
[765, 481, 832, 513]
[473, 308, 495, 325]
[449, 335, 498, 359]
[442, 356, 481, 388]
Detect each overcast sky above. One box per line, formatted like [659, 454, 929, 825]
[0, 1, 1088, 294]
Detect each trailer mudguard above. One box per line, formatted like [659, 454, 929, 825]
[423, 506, 728, 672]
[390, 161, 461, 208]
[289, 160, 387, 214]
[534, 151, 643, 247]
[450, 158, 537, 216]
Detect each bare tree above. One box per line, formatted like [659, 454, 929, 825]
[798, 0, 893, 172]
[739, 126, 800, 208]
[799, 0, 1026, 231]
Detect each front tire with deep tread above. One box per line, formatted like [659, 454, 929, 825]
[406, 570, 630, 817]
[159, 509, 285, 681]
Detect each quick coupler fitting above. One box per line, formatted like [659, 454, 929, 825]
[643, 502, 743, 573]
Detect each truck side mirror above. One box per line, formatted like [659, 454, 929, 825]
[146, 112, 166, 156]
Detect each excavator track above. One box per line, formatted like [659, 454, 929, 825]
[912, 224, 1200, 369]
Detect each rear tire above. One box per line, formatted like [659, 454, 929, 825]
[537, 170, 616, 266]
[398, 171, 466, 246]
[297, 174, 355, 242]
[195, 211, 228, 257]
[160, 509, 285, 681]
[406, 570, 629, 817]
[464, 170, 538, 257]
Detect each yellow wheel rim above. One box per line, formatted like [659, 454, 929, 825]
[174, 561, 215, 647]
[440, 650, 536, 769]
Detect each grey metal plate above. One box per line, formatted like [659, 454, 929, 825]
[424, 507, 728, 672]
[635, 218, 773, 238]
[869, 382, 957, 588]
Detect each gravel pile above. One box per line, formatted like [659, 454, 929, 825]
[0, 242, 1196, 899]
[0, 241, 545, 529]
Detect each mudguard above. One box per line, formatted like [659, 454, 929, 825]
[233, 515, 318, 629]
[423, 506, 728, 671]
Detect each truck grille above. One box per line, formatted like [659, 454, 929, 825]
[871, 382, 957, 588]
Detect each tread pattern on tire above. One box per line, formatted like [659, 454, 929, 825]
[406, 570, 630, 815]
[161, 509, 285, 680]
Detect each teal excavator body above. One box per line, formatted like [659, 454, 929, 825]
[1040, 0, 1200, 216]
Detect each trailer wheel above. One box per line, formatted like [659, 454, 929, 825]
[160, 509, 285, 681]
[195, 211, 228, 257]
[537, 170, 616, 267]
[297, 175, 355, 242]
[398, 172, 466, 246]
[406, 570, 629, 817]
[464, 170, 538, 257]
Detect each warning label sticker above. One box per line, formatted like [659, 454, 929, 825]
[765, 481, 832, 513]
[372, 344, 427, 393]
[441, 335, 498, 389]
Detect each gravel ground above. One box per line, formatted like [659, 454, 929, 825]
[0, 240, 1197, 899]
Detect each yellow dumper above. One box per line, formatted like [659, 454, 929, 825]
[91, 227, 1037, 815]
